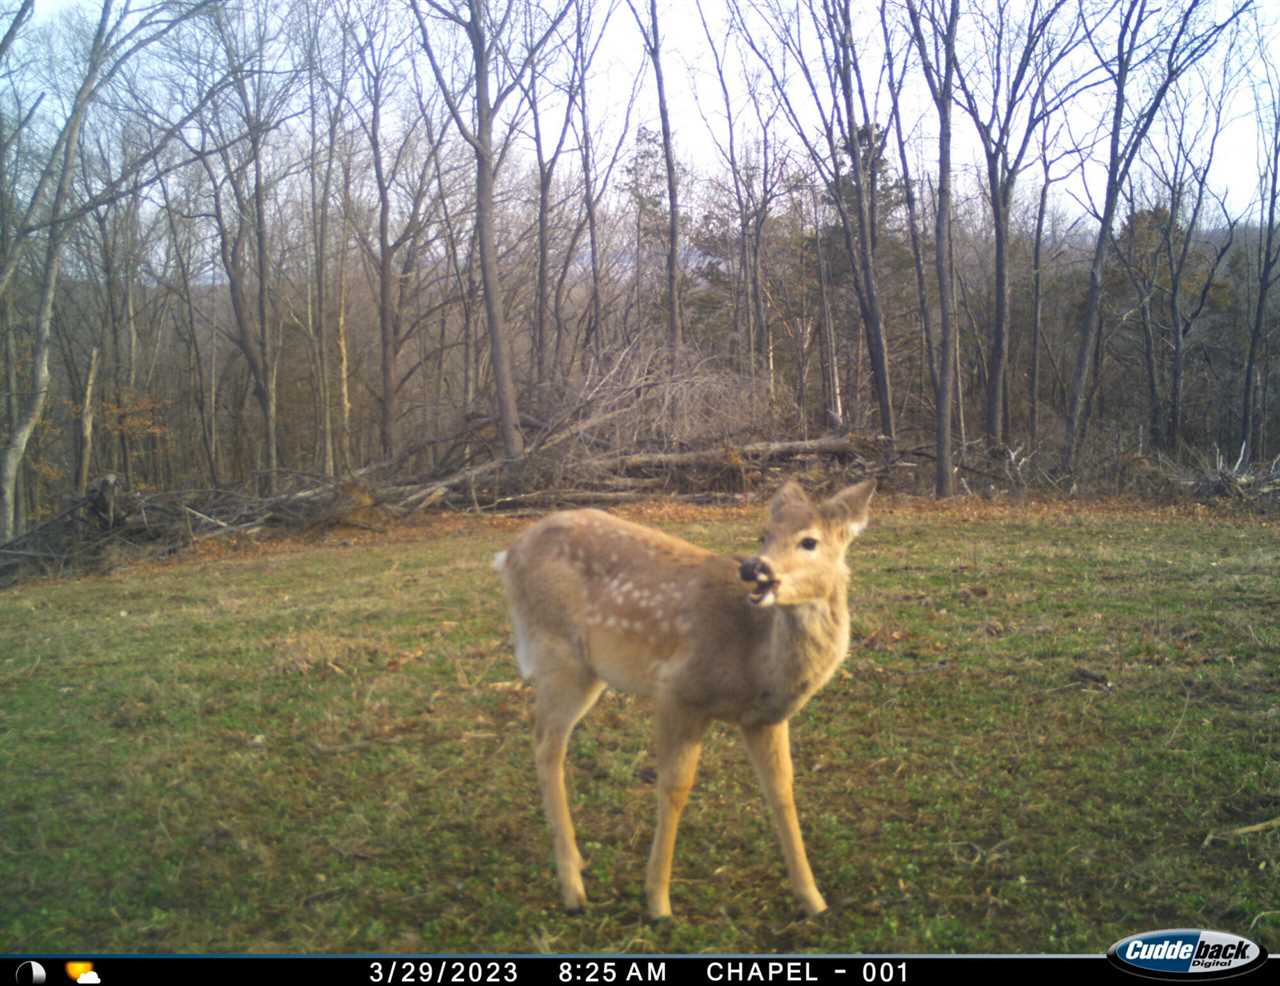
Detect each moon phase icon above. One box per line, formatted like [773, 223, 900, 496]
[15, 961, 46, 985]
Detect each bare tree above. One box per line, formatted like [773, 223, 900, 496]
[732, 0, 897, 444]
[952, 0, 1085, 449]
[1242, 18, 1280, 460]
[344, 0, 443, 460]
[520, 0, 581, 385]
[410, 0, 573, 461]
[573, 0, 639, 363]
[1059, 0, 1247, 475]
[693, 1, 787, 403]
[1143, 60, 1237, 451]
[882, 5, 936, 404]
[155, 157, 223, 485]
[73, 130, 152, 489]
[185, 0, 302, 495]
[298, 0, 355, 477]
[1027, 116, 1078, 448]
[694, 0, 750, 368]
[626, 0, 683, 353]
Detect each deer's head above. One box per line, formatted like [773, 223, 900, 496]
[740, 480, 876, 607]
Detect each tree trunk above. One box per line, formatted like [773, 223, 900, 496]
[77, 348, 100, 497]
[1062, 200, 1117, 472]
[1241, 301, 1267, 458]
[1169, 315, 1184, 452]
[932, 65, 957, 494]
[1139, 302, 1164, 449]
[889, 96, 936, 400]
[336, 212, 354, 474]
[580, 86, 604, 358]
[475, 140, 524, 459]
[251, 128, 277, 492]
[534, 164, 551, 384]
[653, 22, 682, 352]
[811, 186, 841, 429]
[750, 225, 773, 404]
[1029, 173, 1048, 447]
[986, 190, 1009, 448]
[1241, 141, 1279, 460]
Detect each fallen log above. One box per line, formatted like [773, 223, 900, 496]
[483, 490, 649, 509]
[384, 434, 890, 513]
[392, 404, 646, 512]
[600, 435, 876, 472]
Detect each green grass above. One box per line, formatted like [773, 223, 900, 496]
[1, 497, 1277, 954]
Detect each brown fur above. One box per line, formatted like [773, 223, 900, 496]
[496, 480, 875, 917]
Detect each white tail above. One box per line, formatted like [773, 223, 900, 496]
[497, 479, 876, 918]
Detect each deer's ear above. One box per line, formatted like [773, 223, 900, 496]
[769, 480, 811, 520]
[821, 479, 876, 541]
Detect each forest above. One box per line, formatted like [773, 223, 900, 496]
[2, 0, 1278, 542]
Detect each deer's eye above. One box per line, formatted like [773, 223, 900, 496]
[759, 534, 767, 545]
[800, 537, 818, 551]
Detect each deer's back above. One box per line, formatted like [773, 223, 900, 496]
[499, 509, 765, 705]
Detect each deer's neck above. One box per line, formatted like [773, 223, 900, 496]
[750, 577, 850, 724]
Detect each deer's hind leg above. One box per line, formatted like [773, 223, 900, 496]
[531, 654, 605, 912]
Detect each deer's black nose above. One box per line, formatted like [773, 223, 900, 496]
[740, 557, 773, 584]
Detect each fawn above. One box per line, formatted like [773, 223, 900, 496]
[494, 479, 876, 918]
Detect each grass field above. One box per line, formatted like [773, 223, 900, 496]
[1, 494, 1277, 954]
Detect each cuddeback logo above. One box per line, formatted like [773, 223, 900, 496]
[1107, 929, 1269, 980]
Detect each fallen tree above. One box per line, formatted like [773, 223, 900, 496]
[1187, 447, 1280, 506]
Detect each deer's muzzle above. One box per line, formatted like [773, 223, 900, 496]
[740, 557, 778, 607]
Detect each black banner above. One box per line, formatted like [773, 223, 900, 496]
[4, 955, 1276, 986]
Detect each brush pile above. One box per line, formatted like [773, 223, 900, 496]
[1187, 446, 1280, 507]
[0, 473, 396, 584]
[0, 434, 886, 586]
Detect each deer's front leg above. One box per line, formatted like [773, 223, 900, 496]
[741, 719, 828, 916]
[645, 698, 709, 919]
